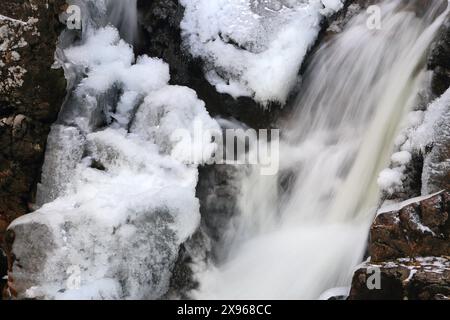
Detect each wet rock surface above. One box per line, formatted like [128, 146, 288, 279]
[350, 257, 450, 300]
[350, 192, 450, 300]
[196, 165, 241, 250]
[370, 191, 450, 262]
[0, 0, 66, 251]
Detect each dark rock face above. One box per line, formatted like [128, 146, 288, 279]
[163, 163, 243, 298]
[429, 18, 450, 97]
[0, 0, 66, 251]
[350, 192, 450, 300]
[196, 165, 241, 251]
[164, 230, 210, 299]
[349, 257, 450, 300]
[137, 0, 280, 129]
[0, 249, 6, 299]
[370, 192, 450, 262]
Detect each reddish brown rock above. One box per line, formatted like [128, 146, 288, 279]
[350, 192, 450, 300]
[370, 191, 450, 262]
[349, 257, 450, 300]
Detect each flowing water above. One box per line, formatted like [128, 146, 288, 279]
[106, 0, 139, 44]
[193, 0, 449, 299]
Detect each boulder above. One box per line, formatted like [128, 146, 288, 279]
[349, 257, 450, 300]
[350, 191, 450, 300]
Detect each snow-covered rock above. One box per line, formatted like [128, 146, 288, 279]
[8, 21, 220, 299]
[180, 0, 343, 105]
[371, 191, 450, 262]
[378, 87, 450, 199]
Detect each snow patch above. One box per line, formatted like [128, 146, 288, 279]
[377, 167, 405, 195]
[391, 151, 412, 166]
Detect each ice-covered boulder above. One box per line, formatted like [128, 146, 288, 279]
[8, 23, 220, 300]
[179, 0, 344, 105]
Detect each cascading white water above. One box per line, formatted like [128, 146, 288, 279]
[193, 0, 449, 299]
[106, 0, 139, 44]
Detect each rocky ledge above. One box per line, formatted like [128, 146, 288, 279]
[350, 191, 450, 299]
[371, 192, 450, 262]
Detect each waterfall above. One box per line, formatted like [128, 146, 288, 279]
[192, 0, 449, 299]
[106, 0, 139, 45]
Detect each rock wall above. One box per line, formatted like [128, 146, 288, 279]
[0, 0, 66, 296]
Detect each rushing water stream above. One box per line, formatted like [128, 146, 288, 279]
[193, 0, 449, 299]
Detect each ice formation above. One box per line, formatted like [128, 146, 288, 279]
[180, 0, 344, 105]
[10, 23, 219, 299]
[378, 88, 450, 196]
[408, 88, 450, 154]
